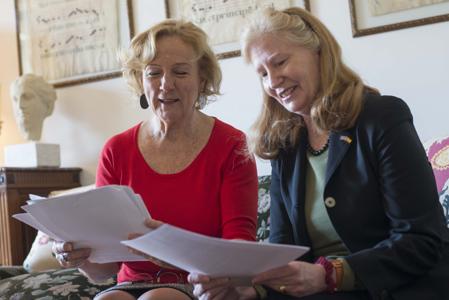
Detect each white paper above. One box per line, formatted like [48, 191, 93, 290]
[14, 185, 151, 263]
[13, 213, 60, 240]
[27, 193, 47, 205]
[122, 224, 309, 282]
[29, 194, 46, 200]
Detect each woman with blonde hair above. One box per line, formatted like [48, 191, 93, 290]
[190, 7, 449, 300]
[52, 19, 258, 300]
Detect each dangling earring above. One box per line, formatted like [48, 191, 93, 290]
[140, 94, 149, 109]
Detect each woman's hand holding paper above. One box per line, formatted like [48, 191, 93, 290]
[52, 241, 91, 268]
[126, 218, 179, 270]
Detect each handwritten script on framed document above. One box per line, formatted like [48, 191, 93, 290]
[14, 0, 134, 88]
[165, 0, 310, 59]
[350, 0, 449, 37]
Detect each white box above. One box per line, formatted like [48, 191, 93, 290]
[4, 143, 61, 167]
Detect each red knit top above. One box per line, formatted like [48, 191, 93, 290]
[96, 118, 258, 283]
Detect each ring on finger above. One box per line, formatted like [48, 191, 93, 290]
[61, 253, 69, 263]
[279, 285, 287, 294]
[192, 284, 203, 297]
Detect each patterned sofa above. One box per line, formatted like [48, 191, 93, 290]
[0, 136, 448, 299]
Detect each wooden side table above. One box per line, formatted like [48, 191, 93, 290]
[0, 167, 81, 266]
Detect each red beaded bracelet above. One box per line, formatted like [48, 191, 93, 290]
[315, 256, 336, 293]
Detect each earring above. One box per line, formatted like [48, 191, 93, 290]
[140, 94, 149, 109]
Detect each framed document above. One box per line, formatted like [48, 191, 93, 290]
[14, 0, 134, 88]
[165, 0, 310, 59]
[349, 0, 449, 37]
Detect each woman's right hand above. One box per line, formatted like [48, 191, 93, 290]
[52, 241, 91, 268]
[252, 261, 327, 297]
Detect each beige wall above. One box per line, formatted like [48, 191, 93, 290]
[1, 0, 449, 184]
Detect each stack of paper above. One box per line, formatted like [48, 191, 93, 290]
[14, 185, 151, 263]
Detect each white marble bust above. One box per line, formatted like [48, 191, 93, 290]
[10, 74, 57, 141]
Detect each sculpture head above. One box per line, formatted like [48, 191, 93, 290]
[10, 74, 57, 141]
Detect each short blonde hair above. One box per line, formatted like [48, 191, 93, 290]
[242, 7, 376, 159]
[121, 19, 222, 109]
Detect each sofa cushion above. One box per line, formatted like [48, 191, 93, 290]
[425, 136, 449, 226]
[257, 176, 271, 242]
[0, 268, 115, 300]
[0, 266, 27, 281]
[23, 231, 61, 273]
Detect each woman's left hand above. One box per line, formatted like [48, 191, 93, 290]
[127, 219, 179, 269]
[252, 261, 327, 297]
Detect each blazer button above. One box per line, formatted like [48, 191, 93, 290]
[324, 197, 336, 208]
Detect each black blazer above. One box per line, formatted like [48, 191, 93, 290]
[269, 94, 449, 300]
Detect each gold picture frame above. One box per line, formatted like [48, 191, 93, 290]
[165, 0, 310, 60]
[14, 0, 134, 88]
[349, 0, 449, 37]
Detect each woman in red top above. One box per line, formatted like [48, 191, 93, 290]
[52, 19, 258, 300]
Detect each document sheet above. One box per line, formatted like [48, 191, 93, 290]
[122, 224, 309, 281]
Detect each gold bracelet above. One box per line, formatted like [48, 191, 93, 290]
[331, 259, 344, 291]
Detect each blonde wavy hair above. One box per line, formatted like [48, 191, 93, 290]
[242, 7, 377, 159]
[121, 19, 222, 109]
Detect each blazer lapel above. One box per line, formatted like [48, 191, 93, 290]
[326, 131, 353, 185]
[291, 135, 307, 208]
[290, 129, 312, 248]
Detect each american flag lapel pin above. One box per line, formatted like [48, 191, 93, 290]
[340, 136, 352, 144]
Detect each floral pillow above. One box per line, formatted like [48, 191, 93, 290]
[425, 136, 449, 226]
[0, 266, 27, 281]
[439, 179, 449, 227]
[257, 176, 271, 243]
[0, 268, 115, 300]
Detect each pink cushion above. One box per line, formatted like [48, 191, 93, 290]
[426, 136, 449, 193]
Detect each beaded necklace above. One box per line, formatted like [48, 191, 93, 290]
[307, 137, 330, 156]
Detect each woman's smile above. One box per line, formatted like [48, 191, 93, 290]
[158, 98, 179, 104]
[278, 86, 297, 102]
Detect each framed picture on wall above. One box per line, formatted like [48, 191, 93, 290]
[14, 0, 134, 88]
[349, 0, 449, 37]
[165, 0, 310, 59]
